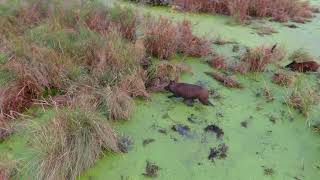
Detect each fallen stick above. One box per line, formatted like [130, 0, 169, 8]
[205, 72, 243, 89]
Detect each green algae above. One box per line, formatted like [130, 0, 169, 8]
[80, 57, 320, 180]
[1, 1, 320, 180]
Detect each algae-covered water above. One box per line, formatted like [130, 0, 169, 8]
[82, 2, 320, 179]
[1, 0, 320, 179]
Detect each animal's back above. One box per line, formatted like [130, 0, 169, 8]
[174, 83, 207, 98]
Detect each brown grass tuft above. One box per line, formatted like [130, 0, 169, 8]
[119, 71, 150, 98]
[239, 45, 285, 72]
[109, 5, 138, 41]
[177, 20, 211, 57]
[107, 87, 135, 121]
[0, 153, 17, 180]
[16, 0, 47, 25]
[88, 29, 145, 85]
[272, 71, 295, 87]
[85, 8, 110, 33]
[288, 48, 313, 62]
[288, 88, 319, 117]
[0, 81, 36, 119]
[27, 108, 120, 180]
[208, 55, 227, 70]
[143, 16, 179, 60]
[146, 61, 192, 91]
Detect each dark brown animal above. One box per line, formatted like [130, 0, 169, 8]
[285, 61, 320, 72]
[165, 81, 212, 106]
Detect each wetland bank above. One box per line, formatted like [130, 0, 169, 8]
[1, 0, 320, 179]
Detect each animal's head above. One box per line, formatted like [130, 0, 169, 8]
[164, 80, 176, 91]
[285, 61, 296, 69]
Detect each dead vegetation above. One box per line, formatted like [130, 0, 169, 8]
[236, 45, 285, 72]
[107, 87, 135, 121]
[26, 108, 120, 180]
[0, 154, 17, 180]
[272, 71, 296, 86]
[146, 61, 192, 91]
[288, 48, 314, 62]
[143, 16, 179, 60]
[287, 87, 319, 117]
[143, 16, 211, 60]
[208, 55, 228, 70]
[205, 72, 242, 88]
[177, 20, 211, 57]
[171, 0, 315, 23]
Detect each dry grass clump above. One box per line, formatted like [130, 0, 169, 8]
[288, 88, 319, 117]
[208, 55, 227, 70]
[119, 72, 150, 98]
[143, 16, 179, 60]
[171, 0, 315, 23]
[109, 5, 138, 41]
[172, 0, 228, 13]
[106, 87, 135, 120]
[0, 81, 36, 119]
[0, 153, 17, 180]
[146, 61, 191, 91]
[16, 0, 47, 25]
[85, 8, 110, 33]
[177, 20, 211, 57]
[0, 43, 67, 120]
[205, 72, 242, 88]
[238, 45, 285, 72]
[27, 108, 120, 180]
[88, 29, 145, 85]
[143, 17, 211, 60]
[288, 48, 313, 62]
[272, 71, 296, 87]
[0, 120, 13, 141]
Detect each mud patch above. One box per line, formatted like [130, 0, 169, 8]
[204, 124, 224, 139]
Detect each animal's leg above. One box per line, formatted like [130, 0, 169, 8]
[183, 99, 194, 107]
[199, 98, 213, 106]
[168, 94, 178, 99]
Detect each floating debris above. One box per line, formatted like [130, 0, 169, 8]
[172, 124, 190, 136]
[232, 45, 240, 52]
[204, 124, 224, 139]
[187, 114, 199, 124]
[118, 135, 134, 153]
[143, 138, 155, 147]
[269, 115, 278, 124]
[262, 166, 275, 176]
[143, 161, 160, 178]
[158, 128, 167, 135]
[218, 143, 228, 159]
[208, 143, 229, 161]
[208, 147, 220, 161]
[205, 72, 242, 89]
[240, 121, 248, 128]
[285, 24, 298, 28]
